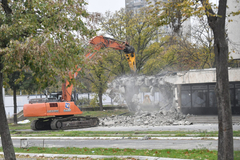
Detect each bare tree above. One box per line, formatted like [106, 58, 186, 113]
[191, 16, 215, 68]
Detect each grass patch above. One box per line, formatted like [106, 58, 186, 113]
[0, 155, 133, 160]
[9, 130, 240, 138]
[9, 123, 32, 130]
[1, 148, 240, 160]
[0, 147, 228, 160]
[9, 130, 210, 137]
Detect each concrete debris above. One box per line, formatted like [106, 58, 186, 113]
[99, 110, 192, 127]
[105, 73, 193, 126]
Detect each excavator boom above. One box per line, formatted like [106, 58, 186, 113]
[62, 35, 136, 102]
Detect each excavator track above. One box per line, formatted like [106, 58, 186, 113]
[31, 116, 99, 130]
[31, 119, 52, 130]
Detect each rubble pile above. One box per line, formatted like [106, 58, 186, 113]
[104, 72, 193, 126]
[99, 110, 192, 127]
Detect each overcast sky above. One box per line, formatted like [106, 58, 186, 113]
[86, 0, 218, 14]
[87, 0, 125, 14]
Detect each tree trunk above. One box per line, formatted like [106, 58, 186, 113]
[210, 1, 233, 159]
[98, 93, 103, 111]
[0, 63, 16, 160]
[13, 87, 17, 125]
[200, 0, 234, 159]
[214, 29, 234, 160]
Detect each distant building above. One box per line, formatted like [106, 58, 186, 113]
[125, 0, 169, 11]
[125, 0, 148, 12]
[227, 0, 240, 60]
[125, 0, 174, 43]
[125, 0, 190, 39]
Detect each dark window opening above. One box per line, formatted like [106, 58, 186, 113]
[209, 90, 217, 107]
[181, 90, 191, 108]
[236, 89, 240, 107]
[192, 90, 207, 107]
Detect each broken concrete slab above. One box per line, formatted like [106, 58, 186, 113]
[99, 111, 192, 127]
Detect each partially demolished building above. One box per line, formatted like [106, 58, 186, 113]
[107, 68, 240, 115]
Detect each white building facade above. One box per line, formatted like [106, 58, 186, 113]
[227, 0, 240, 60]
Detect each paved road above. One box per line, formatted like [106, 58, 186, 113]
[5, 138, 240, 151]
[67, 124, 240, 132]
[17, 124, 240, 132]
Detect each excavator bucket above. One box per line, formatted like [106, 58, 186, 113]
[124, 44, 136, 72]
[125, 52, 136, 72]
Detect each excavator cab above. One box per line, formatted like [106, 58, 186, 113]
[49, 92, 62, 102]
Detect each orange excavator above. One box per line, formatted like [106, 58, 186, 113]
[23, 36, 136, 130]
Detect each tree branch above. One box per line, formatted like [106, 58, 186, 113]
[1, 0, 12, 15]
[200, 0, 217, 30]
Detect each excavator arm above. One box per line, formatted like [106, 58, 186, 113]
[62, 35, 136, 102]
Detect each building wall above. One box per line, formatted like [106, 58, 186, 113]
[155, 68, 240, 115]
[227, 0, 240, 60]
[174, 68, 240, 115]
[179, 82, 240, 115]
